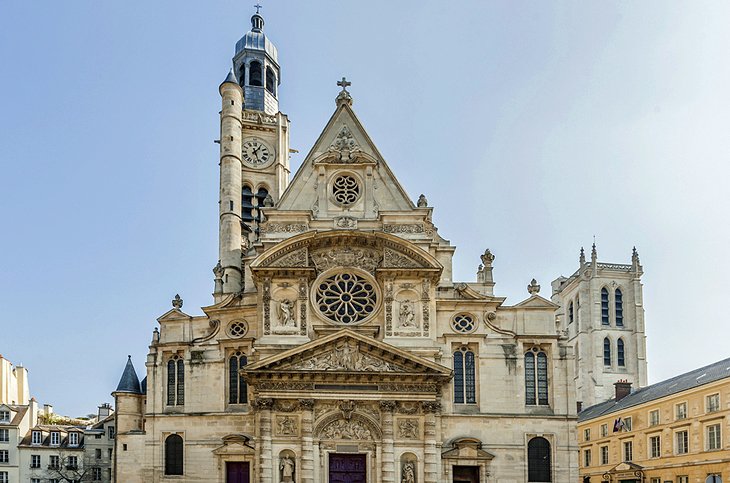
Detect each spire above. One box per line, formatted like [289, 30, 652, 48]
[251, 2, 264, 31]
[115, 356, 142, 395]
[591, 242, 597, 263]
[579, 246, 585, 266]
[222, 68, 238, 86]
[632, 246, 641, 273]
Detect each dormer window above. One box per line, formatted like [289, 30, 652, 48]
[68, 431, 79, 447]
[31, 430, 42, 445]
[0, 411, 9, 423]
[50, 431, 60, 446]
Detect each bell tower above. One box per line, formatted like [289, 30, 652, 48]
[216, 7, 290, 298]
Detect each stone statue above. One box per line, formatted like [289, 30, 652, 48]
[280, 456, 295, 482]
[277, 299, 296, 327]
[398, 300, 417, 328]
[264, 193, 274, 207]
[402, 461, 416, 483]
[417, 194, 428, 207]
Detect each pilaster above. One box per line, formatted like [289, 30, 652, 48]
[379, 401, 396, 483]
[300, 399, 315, 483]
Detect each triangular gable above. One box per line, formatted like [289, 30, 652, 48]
[157, 307, 192, 323]
[512, 294, 559, 309]
[277, 100, 416, 213]
[245, 329, 451, 377]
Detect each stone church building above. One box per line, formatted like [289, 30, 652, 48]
[113, 10, 646, 483]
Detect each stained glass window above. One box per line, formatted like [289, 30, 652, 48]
[525, 352, 536, 405]
[167, 356, 184, 406]
[526, 349, 549, 406]
[229, 352, 248, 404]
[465, 350, 476, 404]
[453, 350, 464, 404]
[453, 347, 476, 404]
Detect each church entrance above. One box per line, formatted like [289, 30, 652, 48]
[453, 465, 480, 483]
[329, 453, 367, 483]
[225, 461, 250, 483]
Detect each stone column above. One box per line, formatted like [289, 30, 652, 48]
[379, 401, 396, 483]
[256, 398, 275, 483]
[421, 402, 441, 483]
[300, 399, 315, 483]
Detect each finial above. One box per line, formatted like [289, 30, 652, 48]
[417, 194, 428, 207]
[591, 241, 597, 260]
[480, 249, 495, 267]
[579, 246, 586, 265]
[127, 355, 131, 360]
[527, 278, 541, 295]
[222, 68, 238, 86]
[172, 294, 183, 309]
[336, 77, 353, 106]
[254, 2, 262, 14]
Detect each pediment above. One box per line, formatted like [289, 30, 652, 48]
[512, 294, 559, 309]
[211, 434, 255, 456]
[245, 329, 451, 378]
[610, 461, 644, 473]
[250, 231, 442, 276]
[157, 307, 192, 323]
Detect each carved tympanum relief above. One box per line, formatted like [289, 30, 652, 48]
[320, 419, 372, 440]
[275, 415, 298, 436]
[291, 339, 402, 372]
[310, 246, 380, 274]
[398, 418, 419, 439]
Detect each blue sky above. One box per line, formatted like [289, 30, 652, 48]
[1, 1, 729, 416]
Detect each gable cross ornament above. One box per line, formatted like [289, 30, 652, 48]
[336, 76, 353, 105]
[254, 2, 262, 14]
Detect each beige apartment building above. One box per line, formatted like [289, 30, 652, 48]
[578, 357, 730, 483]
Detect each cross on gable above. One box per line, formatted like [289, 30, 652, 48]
[337, 77, 351, 92]
[254, 2, 262, 14]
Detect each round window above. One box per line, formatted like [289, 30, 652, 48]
[332, 175, 360, 206]
[451, 314, 476, 333]
[314, 271, 378, 325]
[227, 320, 248, 338]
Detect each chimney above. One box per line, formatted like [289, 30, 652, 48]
[98, 403, 113, 419]
[43, 404, 53, 416]
[614, 380, 632, 401]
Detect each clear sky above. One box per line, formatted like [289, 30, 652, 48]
[1, 1, 729, 417]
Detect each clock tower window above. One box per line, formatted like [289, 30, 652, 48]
[242, 185, 255, 226]
[249, 60, 263, 87]
[266, 67, 276, 95]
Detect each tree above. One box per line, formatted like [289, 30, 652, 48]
[43, 451, 95, 483]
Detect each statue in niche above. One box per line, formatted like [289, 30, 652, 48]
[273, 299, 298, 334]
[402, 461, 416, 483]
[398, 300, 417, 328]
[280, 456, 295, 483]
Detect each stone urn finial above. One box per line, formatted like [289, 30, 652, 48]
[172, 294, 183, 309]
[527, 279, 540, 295]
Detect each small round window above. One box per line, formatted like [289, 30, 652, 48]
[451, 314, 476, 333]
[315, 271, 378, 325]
[227, 320, 248, 338]
[332, 175, 360, 206]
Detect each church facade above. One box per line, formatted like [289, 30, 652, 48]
[113, 11, 646, 483]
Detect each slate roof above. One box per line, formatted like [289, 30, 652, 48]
[222, 68, 238, 85]
[115, 356, 142, 394]
[579, 356, 730, 422]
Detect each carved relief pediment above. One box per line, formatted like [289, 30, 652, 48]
[310, 246, 381, 274]
[288, 339, 406, 372]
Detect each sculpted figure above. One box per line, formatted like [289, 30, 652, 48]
[398, 300, 417, 328]
[278, 416, 296, 435]
[277, 299, 296, 327]
[402, 461, 416, 483]
[280, 456, 295, 482]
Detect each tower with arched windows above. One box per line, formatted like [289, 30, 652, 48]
[552, 244, 648, 408]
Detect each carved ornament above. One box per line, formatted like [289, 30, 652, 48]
[311, 246, 380, 274]
[383, 248, 421, 269]
[291, 340, 403, 372]
[398, 418, 419, 439]
[260, 223, 308, 234]
[320, 419, 373, 440]
[269, 247, 309, 268]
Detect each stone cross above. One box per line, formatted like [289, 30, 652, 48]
[254, 2, 262, 14]
[337, 77, 351, 93]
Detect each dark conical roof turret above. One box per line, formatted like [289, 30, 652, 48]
[115, 356, 142, 395]
[222, 68, 238, 85]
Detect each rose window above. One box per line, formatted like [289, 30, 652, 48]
[315, 272, 377, 324]
[332, 175, 360, 206]
[451, 314, 476, 333]
[227, 321, 248, 338]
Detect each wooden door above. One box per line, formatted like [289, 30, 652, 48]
[329, 453, 367, 483]
[226, 461, 250, 483]
[453, 465, 480, 483]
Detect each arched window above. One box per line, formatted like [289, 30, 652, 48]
[525, 349, 549, 406]
[603, 338, 611, 366]
[228, 351, 248, 404]
[265, 67, 276, 95]
[527, 437, 552, 482]
[601, 288, 610, 325]
[238, 64, 246, 87]
[254, 187, 269, 237]
[615, 288, 623, 326]
[568, 302, 574, 324]
[164, 434, 184, 475]
[249, 60, 262, 86]
[453, 347, 476, 404]
[242, 185, 255, 226]
[617, 339, 625, 367]
[166, 355, 184, 406]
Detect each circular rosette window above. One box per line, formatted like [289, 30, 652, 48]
[314, 270, 379, 325]
[331, 175, 360, 206]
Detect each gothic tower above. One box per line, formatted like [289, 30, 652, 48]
[552, 245, 648, 408]
[217, 9, 291, 298]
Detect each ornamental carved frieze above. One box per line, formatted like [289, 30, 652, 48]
[257, 382, 315, 391]
[383, 224, 433, 236]
[259, 223, 308, 235]
[310, 246, 381, 274]
[290, 339, 404, 372]
[320, 419, 373, 440]
[382, 248, 421, 269]
[380, 383, 440, 393]
[269, 247, 309, 268]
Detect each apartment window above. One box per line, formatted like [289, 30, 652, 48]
[0, 411, 9, 423]
[167, 355, 185, 406]
[108, 426, 115, 439]
[50, 455, 60, 469]
[677, 477, 689, 483]
[603, 338, 611, 366]
[675, 430, 688, 454]
[650, 479, 660, 483]
[0, 429, 8, 442]
[649, 435, 661, 458]
[30, 454, 41, 468]
[649, 409, 660, 426]
[0, 472, 6, 483]
[707, 393, 720, 413]
[600, 424, 608, 438]
[707, 423, 721, 450]
[228, 351, 249, 404]
[624, 417, 632, 431]
[92, 467, 102, 481]
[68, 431, 79, 446]
[601, 287, 610, 325]
[95, 448, 101, 459]
[50, 431, 60, 446]
[600, 445, 609, 465]
[0, 450, 7, 463]
[31, 430, 42, 445]
[583, 449, 591, 467]
[623, 440, 633, 462]
[675, 402, 687, 420]
[68, 455, 78, 469]
[584, 428, 591, 442]
[525, 349, 549, 405]
[454, 347, 477, 404]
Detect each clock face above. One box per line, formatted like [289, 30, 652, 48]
[242, 139, 272, 167]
